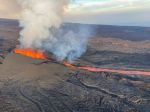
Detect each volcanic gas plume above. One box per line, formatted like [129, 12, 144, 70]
[17, 0, 91, 62]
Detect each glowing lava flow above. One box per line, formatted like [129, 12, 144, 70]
[62, 61, 150, 76]
[77, 66, 150, 76]
[13, 48, 48, 60]
[13, 48, 150, 76]
[63, 61, 75, 68]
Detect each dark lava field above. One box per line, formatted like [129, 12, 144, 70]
[0, 19, 150, 112]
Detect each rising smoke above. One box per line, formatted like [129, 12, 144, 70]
[18, 0, 91, 63]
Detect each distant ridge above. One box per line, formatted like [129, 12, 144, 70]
[63, 23, 150, 41]
[0, 18, 18, 26]
[0, 18, 149, 41]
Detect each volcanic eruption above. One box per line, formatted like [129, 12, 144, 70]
[12, 0, 150, 76]
[13, 48, 150, 76]
[17, 0, 90, 63]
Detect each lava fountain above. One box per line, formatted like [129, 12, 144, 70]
[13, 48, 150, 76]
[13, 48, 48, 60]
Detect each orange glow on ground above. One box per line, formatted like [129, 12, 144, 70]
[63, 61, 75, 68]
[13, 48, 48, 60]
[77, 66, 150, 76]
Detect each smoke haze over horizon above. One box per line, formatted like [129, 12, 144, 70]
[0, 0, 149, 27]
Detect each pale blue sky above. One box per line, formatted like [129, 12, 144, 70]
[65, 0, 150, 27]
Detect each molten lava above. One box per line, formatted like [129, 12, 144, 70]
[13, 48, 150, 76]
[77, 67, 150, 76]
[63, 61, 75, 68]
[13, 48, 48, 60]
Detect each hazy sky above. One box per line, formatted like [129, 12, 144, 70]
[67, 0, 150, 26]
[0, 0, 150, 27]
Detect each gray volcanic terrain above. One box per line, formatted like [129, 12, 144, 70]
[0, 19, 150, 112]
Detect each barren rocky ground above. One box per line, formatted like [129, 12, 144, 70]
[0, 19, 149, 112]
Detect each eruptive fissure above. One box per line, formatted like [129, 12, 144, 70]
[13, 48, 48, 60]
[13, 48, 150, 76]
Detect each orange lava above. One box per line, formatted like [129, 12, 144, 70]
[13, 48, 48, 60]
[78, 67, 150, 76]
[13, 48, 150, 76]
[63, 61, 75, 68]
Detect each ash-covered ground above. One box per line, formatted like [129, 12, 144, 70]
[0, 19, 150, 112]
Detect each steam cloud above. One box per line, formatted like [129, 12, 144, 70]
[18, 0, 91, 62]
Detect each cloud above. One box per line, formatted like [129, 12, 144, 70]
[66, 7, 150, 26]
[67, 0, 150, 14]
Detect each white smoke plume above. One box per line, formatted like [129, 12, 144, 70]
[18, 0, 91, 62]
